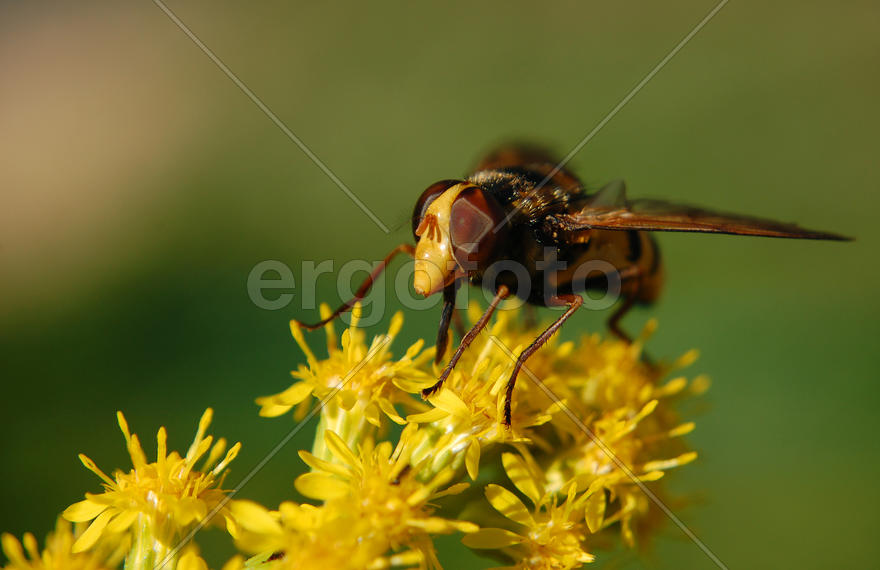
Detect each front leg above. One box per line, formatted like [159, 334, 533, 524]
[293, 243, 415, 330]
[422, 285, 510, 397]
[434, 281, 460, 365]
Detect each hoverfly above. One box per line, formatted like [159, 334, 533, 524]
[296, 145, 850, 426]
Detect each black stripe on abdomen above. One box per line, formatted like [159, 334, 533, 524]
[626, 230, 642, 262]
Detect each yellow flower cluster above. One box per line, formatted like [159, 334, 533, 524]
[256, 306, 433, 459]
[232, 425, 477, 569]
[2, 302, 704, 570]
[246, 304, 705, 569]
[1, 518, 122, 570]
[54, 409, 241, 570]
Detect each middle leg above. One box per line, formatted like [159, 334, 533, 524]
[422, 284, 510, 397]
[503, 293, 583, 426]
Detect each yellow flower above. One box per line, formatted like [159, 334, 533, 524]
[463, 453, 595, 569]
[297, 426, 477, 551]
[252, 306, 702, 566]
[33, 300, 701, 569]
[62, 409, 240, 567]
[238, 502, 429, 570]
[256, 305, 433, 458]
[1, 518, 124, 570]
[538, 353, 703, 547]
[406, 306, 569, 479]
[233, 425, 477, 569]
[439, 310, 705, 561]
[257, 304, 432, 423]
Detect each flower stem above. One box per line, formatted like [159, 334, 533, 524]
[125, 515, 175, 570]
[311, 401, 375, 464]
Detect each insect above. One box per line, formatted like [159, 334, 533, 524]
[295, 145, 850, 426]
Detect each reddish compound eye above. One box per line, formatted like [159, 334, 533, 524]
[412, 180, 460, 238]
[450, 187, 506, 267]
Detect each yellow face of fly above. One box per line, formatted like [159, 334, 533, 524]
[412, 183, 467, 296]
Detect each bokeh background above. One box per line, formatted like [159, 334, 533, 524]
[2, 1, 878, 568]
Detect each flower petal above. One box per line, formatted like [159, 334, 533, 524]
[485, 484, 534, 527]
[408, 517, 477, 534]
[228, 500, 282, 535]
[297, 450, 351, 478]
[377, 398, 406, 425]
[501, 453, 541, 507]
[221, 555, 245, 570]
[178, 550, 208, 570]
[462, 528, 524, 549]
[276, 382, 315, 406]
[106, 509, 138, 533]
[255, 401, 293, 418]
[364, 403, 381, 427]
[77, 454, 116, 488]
[654, 376, 688, 397]
[432, 389, 469, 417]
[62, 499, 108, 522]
[642, 451, 698, 472]
[584, 490, 606, 533]
[465, 440, 480, 481]
[72, 509, 115, 552]
[323, 431, 359, 468]
[1, 534, 26, 566]
[406, 408, 448, 423]
[433, 482, 470, 499]
[295, 472, 349, 501]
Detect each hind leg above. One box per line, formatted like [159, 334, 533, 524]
[604, 263, 646, 343]
[607, 294, 637, 343]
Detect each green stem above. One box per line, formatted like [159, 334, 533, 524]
[409, 422, 475, 482]
[311, 401, 375, 464]
[124, 515, 175, 570]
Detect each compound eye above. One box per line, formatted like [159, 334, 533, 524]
[412, 180, 459, 238]
[450, 187, 505, 267]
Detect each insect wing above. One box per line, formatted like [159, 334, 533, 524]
[587, 179, 628, 208]
[561, 197, 851, 241]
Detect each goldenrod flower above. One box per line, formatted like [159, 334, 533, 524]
[257, 304, 432, 423]
[233, 425, 477, 569]
[413, 307, 704, 563]
[463, 453, 595, 569]
[257, 305, 433, 458]
[62, 409, 240, 569]
[11, 301, 705, 570]
[405, 306, 569, 479]
[537, 349, 703, 547]
[299, 426, 475, 532]
[1, 518, 123, 570]
[237, 501, 427, 570]
[299, 426, 477, 565]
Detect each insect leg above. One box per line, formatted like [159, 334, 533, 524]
[607, 295, 637, 343]
[422, 284, 510, 398]
[605, 263, 645, 343]
[293, 243, 415, 330]
[434, 281, 460, 365]
[503, 293, 583, 426]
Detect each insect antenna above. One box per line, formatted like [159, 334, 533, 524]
[293, 243, 415, 330]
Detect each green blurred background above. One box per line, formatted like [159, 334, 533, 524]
[1, 1, 878, 568]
